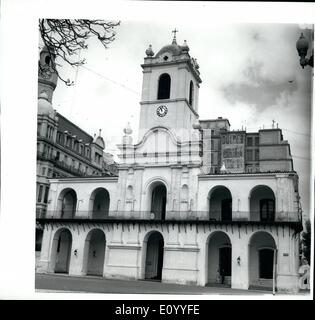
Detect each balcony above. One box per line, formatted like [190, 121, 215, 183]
[37, 151, 88, 177]
[36, 210, 302, 224]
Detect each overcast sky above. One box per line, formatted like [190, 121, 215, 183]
[49, 22, 313, 218]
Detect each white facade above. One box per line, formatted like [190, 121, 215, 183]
[37, 36, 302, 293]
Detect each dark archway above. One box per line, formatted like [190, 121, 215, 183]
[206, 231, 232, 286]
[58, 188, 77, 218]
[144, 231, 164, 281]
[90, 188, 110, 219]
[83, 229, 106, 276]
[209, 186, 232, 221]
[249, 231, 277, 289]
[249, 186, 275, 221]
[157, 73, 171, 100]
[151, 184, 167, 220]
[51, 228, 72, 274]
[35, 228, 43, 252]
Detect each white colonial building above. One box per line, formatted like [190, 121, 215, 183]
[37, 33, 303, 293]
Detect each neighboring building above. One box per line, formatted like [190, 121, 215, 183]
[36, 35, 303, 292]
[35, 46, 118, 254]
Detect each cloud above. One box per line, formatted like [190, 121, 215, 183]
[221, 59, 298, 111]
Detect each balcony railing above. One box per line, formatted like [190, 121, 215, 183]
[38, 151, 92, 177]
[37, 210, 302, 223]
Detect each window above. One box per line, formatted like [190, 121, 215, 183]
[46, 125, 50, 138]
[255, 137, 259, 146]
[247, 137, 253, 146]
[189, 81, 194, 107]
[42, 167, 46, 175]
[38, 185, 43, 203]
[66, 136, 71, 147]
[48, 168, 52, 177]
[260, 199, 275, 221]
[37, 123, 41, 135]
[43, 186, 49, 203]
[157, 73, 171, 99]
[246, 149, 253, 161]
[45, 55, 51, 65]
[57, 132, 63, 144]
[49, 127, 53, 139]
[255, 149, 259, 161]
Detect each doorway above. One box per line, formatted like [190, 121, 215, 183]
[259, 249, 274, 279]
[54, 229, 72, 273]
[151, 184, 167, 220]
[144, 232, 164, 281]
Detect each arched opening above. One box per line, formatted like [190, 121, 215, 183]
[45, 55, 51, 65]
[208, 186, 232, 221]
[50, 228, 72, 274]
[144, 231, 164, 281]
[83, 229, 106, 276]
[90, 188, 110, 219]
[57, 188, 77, 218]
[35, 227, 43, 270]
[249, 185, 275, 221]
[157, 73, 171, 100]
[35, 228, 43, 252]
[189, 81, 194, 107]
[249, 231, 277, 289]
[206, 231, 232, 287]
[150, 183, 167, 220]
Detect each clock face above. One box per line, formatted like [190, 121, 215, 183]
[156, 105, 168, 117]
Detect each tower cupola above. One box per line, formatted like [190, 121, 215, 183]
[138, 30, 202, 140]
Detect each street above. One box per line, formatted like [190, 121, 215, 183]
[35, 273, 273, 295]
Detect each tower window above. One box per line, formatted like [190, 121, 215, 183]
[189, 81, 194, 107]
[157, 73, 171, 100]
[163, 56, 169, 61]
[45, 56, 51, 65]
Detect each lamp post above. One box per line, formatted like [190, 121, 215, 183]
[296, 33, 314, 69]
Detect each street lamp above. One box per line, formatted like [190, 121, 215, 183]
[296, 33, 314, 69]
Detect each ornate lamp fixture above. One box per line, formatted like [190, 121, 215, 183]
[296, 33, 313, 68]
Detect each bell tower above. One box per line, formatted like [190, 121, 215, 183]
[139, 31, 202, 140]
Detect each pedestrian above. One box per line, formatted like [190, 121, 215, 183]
[216, 269, 221, 283]
[221, 268, 225, 284]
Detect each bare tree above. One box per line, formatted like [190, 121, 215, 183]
[301, 219, 311, 265]
[39, 19, 120, 85]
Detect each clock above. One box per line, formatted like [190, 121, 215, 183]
[156, 105, 168, 117]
